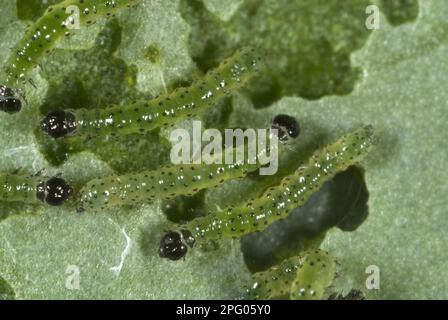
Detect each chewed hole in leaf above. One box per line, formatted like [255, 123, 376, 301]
[162, 191, 207, 224]
[241, 165, 369, 272]
[38, 19, 134, 116]
[180, 0, 371, 107]
[380, 0, 420, 26]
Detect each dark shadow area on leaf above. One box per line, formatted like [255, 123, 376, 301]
[162, 190, 207, 224]
[241, 165, 370, 273]
[0, 276, 15, 300]
[380, 0, 419, 26]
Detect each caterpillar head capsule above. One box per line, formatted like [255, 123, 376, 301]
[37, 177, 73, 206]
[0, 86, 21, 114]
[272, 114, 300, 142]
[41, 111, 77, 138]
[159, 230, 195, 261]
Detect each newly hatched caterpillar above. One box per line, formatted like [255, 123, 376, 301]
[159, 125, 377, 260]
[79, 115, 299, 211]
[79, 162, 260, 212]
[244, 250, 336, 300]
[0, 172, 73, 206]
[0, 0, 141, 114]
[78, 115, 299, 211]
[40, 47, 262, 139]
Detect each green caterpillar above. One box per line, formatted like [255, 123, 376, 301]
[159, 125, 377, 260]
[0, 0, 141, 114]
[79, 162, 260, 212]
[78, 113, 298, 211]
[244, 250, 336, 300]
[40, 47, 262, 138]
[0, 172, 73, 206]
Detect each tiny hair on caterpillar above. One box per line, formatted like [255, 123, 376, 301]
[0, 0, 141, 114]
[158, 125, 377, 260]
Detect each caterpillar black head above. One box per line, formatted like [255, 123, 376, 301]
[37, 177, 73, 206]
[272, 114, 300, 142]
[0, 85, 21, 114]
[159, 230, 195, 261]
[40, 111, 77, 138]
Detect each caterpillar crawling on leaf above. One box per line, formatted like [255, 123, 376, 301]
[244, 250, 336, 300]
[78, 115, 299, 211]
[159, 125, 377, 260]
[1, 0, 141, 114]
[40, 47, 262, 139]
[79, 162, 260, 212]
